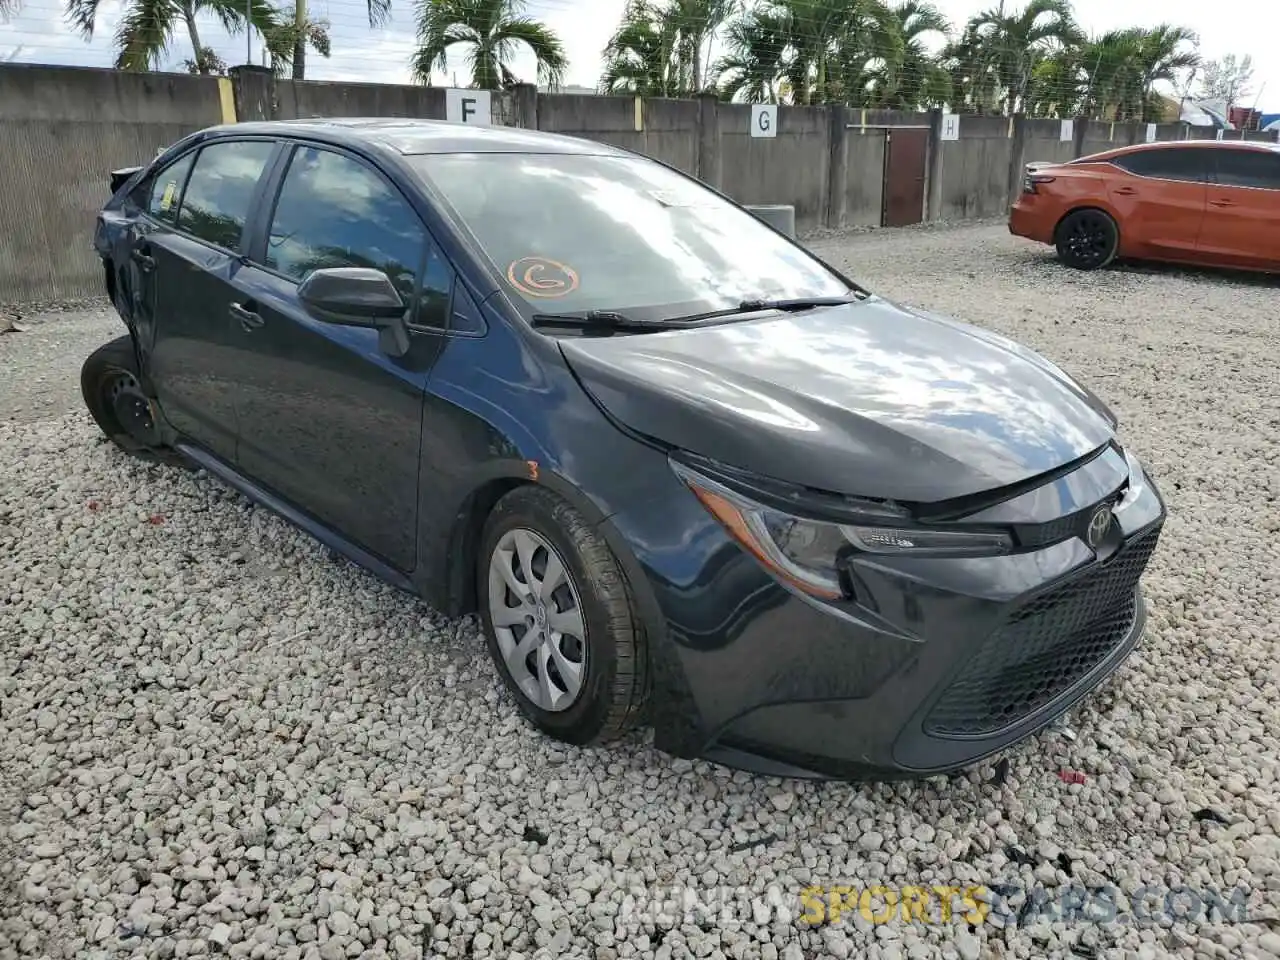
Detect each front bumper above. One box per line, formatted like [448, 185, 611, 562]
[634, 446, 1166, 780]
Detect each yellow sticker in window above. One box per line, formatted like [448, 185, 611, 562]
[160, 181, 177, 211]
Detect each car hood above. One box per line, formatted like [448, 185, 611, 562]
[558, 297, 1117, 503]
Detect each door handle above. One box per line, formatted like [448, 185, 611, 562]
[130, 247, 155, 272]
[1114, 186, 1137, 196]
[229, 301, 264, 330]
[1208, 198, 1236, 207]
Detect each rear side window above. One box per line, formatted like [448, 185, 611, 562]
[1111, 148, 1206, 183]
[147, 153, 195, 224]
[177, 140, 276, 251]
[265, 146, 428, 309]
[1213, 150, 1280, 190]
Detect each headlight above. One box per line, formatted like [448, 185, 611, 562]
[672, 460, 1013, 601]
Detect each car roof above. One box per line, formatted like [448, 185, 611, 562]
[198, 117, 629, 157]
[1081, 139, 1280, 162]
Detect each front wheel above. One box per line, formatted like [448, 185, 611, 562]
[477, 485, 649, 745]
[1055, 209, 1119, 270]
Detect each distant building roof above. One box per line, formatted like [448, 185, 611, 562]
[538, 84, 597, 95]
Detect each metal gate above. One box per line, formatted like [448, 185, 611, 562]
[882, 129, 929, 227]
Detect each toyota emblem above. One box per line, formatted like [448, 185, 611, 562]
[1086, 506, 1112, 548]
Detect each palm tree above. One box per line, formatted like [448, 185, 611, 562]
[1071, 24, 1197, 121]
[951, 0, 1082, 115]
[772, 0, 856, 105]
[826, 0, 906, 107]
[878, 1, 951, 109]
[287, 9, 339, 79]
[411, 0, 567, 90]
[601, 0, 683, 96]
[713, 6, 789, 102]
[66, 0, 290, 74]
[1132, 24, 1199, 121]
[668, 0, 738, 92]
[290, 0, 372, 79]
[715, 0, 902, 106]
[1023, 45, 1083, 116]
[601, 0, 736, 96]
[1078, 29, 1144, 119]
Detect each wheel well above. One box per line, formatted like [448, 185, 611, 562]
[446, 477, 528, 616]
[1053, 206, 1118, 245]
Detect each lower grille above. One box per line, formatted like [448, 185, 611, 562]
[925, 527, 1161, 738]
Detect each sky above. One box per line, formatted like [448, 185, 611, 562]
[0, 0, 1275, 111]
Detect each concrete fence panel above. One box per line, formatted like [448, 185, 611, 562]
[844, 129, 887, 227]
[0, 65, 224, 303]
[280, 78, 446, 120]
[717, 104, 830, 232]
[937, 115, 1014, 221]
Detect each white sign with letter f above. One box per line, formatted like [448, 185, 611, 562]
[446, 89, 492, 126]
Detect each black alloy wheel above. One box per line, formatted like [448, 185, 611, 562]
[1055, 209, 1119, 271]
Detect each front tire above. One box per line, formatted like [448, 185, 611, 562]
[80, 335, 180, 465]
[1055, 209, 1119, 270]
[477, 485, 649, 745]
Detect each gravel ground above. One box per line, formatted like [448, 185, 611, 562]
[3, 223, 1279, 960]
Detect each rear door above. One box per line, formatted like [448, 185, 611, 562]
[106, 152, 197, 362]
[145, 139, 280, 463]
[1198, 147, 1280, 270]
[225, 142, 449, 573]
[1105, 147, 1209, 258]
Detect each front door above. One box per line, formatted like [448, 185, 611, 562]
[1106, 146, 1209, 259]
[1197, 147, 1280, 270]
[144, 139, 279, 464]
[882, 129, 928, 227]
[227, 143, 452, 573]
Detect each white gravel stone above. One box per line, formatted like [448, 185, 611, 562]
[3, 225, 1278, 960]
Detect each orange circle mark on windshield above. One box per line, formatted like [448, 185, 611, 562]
[507, 257, 580, 298]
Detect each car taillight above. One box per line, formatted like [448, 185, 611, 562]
[1023, 174, 1056, 194]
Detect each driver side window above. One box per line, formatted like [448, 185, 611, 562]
[266, 146, 428, 310]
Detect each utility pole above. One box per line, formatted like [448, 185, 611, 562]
[293, 0, 307, 79]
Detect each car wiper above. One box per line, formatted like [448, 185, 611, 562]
[664, 295, 862, 324]
[531, 310, 690, 332]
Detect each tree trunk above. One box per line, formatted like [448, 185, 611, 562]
[292, 0, 307, 79]
[183, 3, 204, 72]
[691, 36, 702, 93]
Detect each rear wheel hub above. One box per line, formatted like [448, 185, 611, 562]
[106, 372, 160, 445]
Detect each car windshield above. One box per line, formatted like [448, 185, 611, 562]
[411, 152, 851, 320]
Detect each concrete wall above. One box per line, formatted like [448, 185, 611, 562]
[3, 62, 1278, 303]
[0, 64, 225, 303]
[938, 115, 1015, 221]
[717, 104, 830, 231]
[538, 94, 698, 175]
[845, 129, 886, 227]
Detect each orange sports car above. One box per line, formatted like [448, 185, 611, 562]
[1009, 140, 1280, 273]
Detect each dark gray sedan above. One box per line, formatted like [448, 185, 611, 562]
[85, 118, 1166, 779]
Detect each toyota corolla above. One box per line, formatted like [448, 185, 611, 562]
[87, 118, 1166, 779]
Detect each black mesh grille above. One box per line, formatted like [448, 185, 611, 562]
[925, 527, 1161, 738]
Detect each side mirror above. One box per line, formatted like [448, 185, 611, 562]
[298, 267, 410, 356]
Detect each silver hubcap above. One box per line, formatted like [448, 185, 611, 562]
[487, 528, 586, 712]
